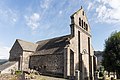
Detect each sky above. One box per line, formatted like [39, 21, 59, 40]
[0, 0, 120, 59]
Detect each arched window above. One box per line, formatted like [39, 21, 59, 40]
[84, 22, 86, 30]
[86, 24, 88, 31]
[82, 11, 84, 16]
[79, 18, 81, 26]
[82, 20, 83, 28]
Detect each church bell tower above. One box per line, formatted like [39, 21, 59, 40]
[69, 6, 94, 80]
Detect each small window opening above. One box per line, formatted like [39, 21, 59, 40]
[86, 24, 88, 31]
[82, 11, 84, 16]
[84, 22, 86, 30]
[79, 18, 81, 26]
[82, 20, 83, 28]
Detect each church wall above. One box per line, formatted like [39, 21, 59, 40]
[81, 29, 90, 78]
[64, 47, 69, 78]
[9, 41, 23, 61]
[70, 27, 90, 78]
[29, 54, 64, 75]
[70, 26, 78, 70]
[21, 51, 33, 71]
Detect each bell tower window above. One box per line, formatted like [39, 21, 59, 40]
[79, 18, 81, 26]
[82, 20, 83, 28]
[82, 11, 84, 16]
[84, 22, 86, 30]
[86, 24, 88, 31]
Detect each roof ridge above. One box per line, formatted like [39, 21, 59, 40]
[36, 34, 70, 44]
[15, 39, 38, 52]
[16, 39, 37, 45]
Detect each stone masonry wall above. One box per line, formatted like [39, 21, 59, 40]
[22, 51, 33, 71]
[9, 41, 23, 61]
[29, 54, 64, 75]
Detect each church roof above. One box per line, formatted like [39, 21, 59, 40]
[17, 39, 38, 52]
[34, 35, 70, 55]
[0, 61, 17, 71]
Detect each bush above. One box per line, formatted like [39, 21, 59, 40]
[15, 70, 22, 75]
[99, 71, 104, 77]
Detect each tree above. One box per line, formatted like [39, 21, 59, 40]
[102, 31, 120, 78]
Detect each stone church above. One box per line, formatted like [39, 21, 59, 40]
[0, 7, 97, 80]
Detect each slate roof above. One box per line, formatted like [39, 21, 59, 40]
[34, 35, 70, 55]
[17, 39, 38, 52]
[0, 61, 17, 71]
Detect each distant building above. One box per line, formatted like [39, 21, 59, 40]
[0, 7, 97, 80]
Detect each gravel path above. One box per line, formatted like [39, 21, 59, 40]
[0, 74, 67, 80]
[35, 75, 67, 80]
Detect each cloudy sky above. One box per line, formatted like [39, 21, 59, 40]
[0, 0, 120, 59]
